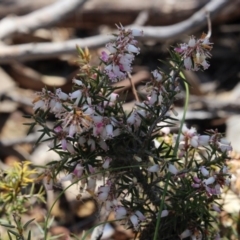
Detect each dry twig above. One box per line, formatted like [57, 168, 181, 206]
[0, 0, 88, 40]
[0, 0, 230, 63]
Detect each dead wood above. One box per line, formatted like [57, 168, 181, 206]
[0, 0, 88, 40]
[1, 0, 239, 30]
[0, 0, 231, 64]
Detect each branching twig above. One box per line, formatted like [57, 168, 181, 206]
[0, 0, 88, 40]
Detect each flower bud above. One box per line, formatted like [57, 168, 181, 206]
[147, 164, 160, 173]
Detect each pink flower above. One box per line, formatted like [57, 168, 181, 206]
[73, 164, 84, 178]
[102, 26, 143, 82]
[100, 51, 109, 62]
[174, 34, 213, 71]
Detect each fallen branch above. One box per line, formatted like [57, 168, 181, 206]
[0, 0, 229, 63]
[0, 0, 88, 40]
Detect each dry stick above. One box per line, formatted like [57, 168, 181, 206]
[0, 0, 229, 63]
[0, 0, 88, 40]
[127, 72, 140, 102]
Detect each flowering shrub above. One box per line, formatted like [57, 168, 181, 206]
[28, 24, 232, 240]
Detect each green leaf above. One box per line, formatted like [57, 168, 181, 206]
[25, 122, 36, 135]
[0, 223, 16, 228]
[35, 132, 47, 145]
[22, 114, 32, 119]
[23, 218, 35, 230]
[7, 231, 13, 240]
[27, 230, 32, 240]
[8, 229, 20, 237]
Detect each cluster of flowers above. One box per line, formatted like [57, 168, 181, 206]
[31, 26, 232, 239]
[100, 24, 143, 82]
[174, 33, 213, 71]
[33, 81, 121, 153]
[178, 125, 232, 157]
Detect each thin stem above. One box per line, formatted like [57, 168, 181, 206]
[205, 11, 212, 39]
[127, 72, 139, 102]
[174, 73, 189, 155]
[153, 171, 171, 240]
[153, 71, 189, 240]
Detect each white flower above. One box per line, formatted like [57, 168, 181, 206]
[115, 206, 127, 219]
[184, 57, 192, 70]
[60, 173, 74, 182]
[70, 89, 82, 100]
[126, 44, 140, 54]
[98, 191, 109, 201]
[147, 164, 160, 173]
[135, 210, 145, 221]
[152, 70, 162, 82]
[218, 138, 232, 152]
[33, 99, 44, 110]
[149, 89, 158, 105]
[69, 124, 77, 137]
[87, 177, 96, 191]
[108, 93, 118, 102]
[188, 37, 196, 47]
[102, 157, 112, 169]
[56, 88, 68, 100]
[106, 43, 117, 53]
[168, 164, 178, 175]
[203, 176, 215, 185]
[105, 124, 113, 139]
[190, 135, 199, 148]
[198, 135, 210, 146]
[200, 166, 209, 177]
[212, 204, 221, 213]
[130, 214, 139, 229]
[160, 210, 169, 218]
[180, 229, 191, 239]
[66, 142, 75, 154]
[72, 78, 84, 86]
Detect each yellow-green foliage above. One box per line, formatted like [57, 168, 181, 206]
[0, 161, 44, 217]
